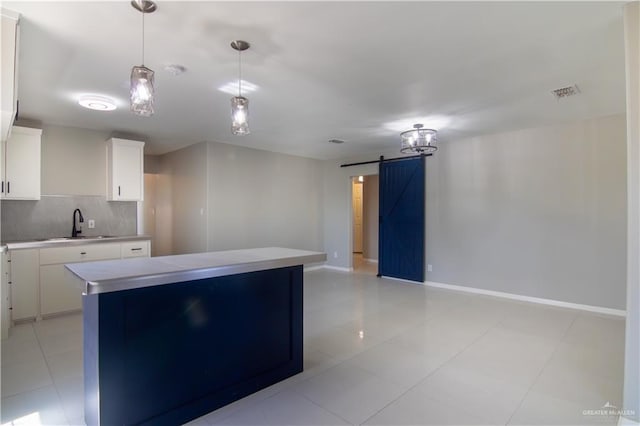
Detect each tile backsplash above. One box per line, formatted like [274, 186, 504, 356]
[1, 195, 137, 242]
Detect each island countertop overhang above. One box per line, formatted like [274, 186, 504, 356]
[65, 247, 326, 295]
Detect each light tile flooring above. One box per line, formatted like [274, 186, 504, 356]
[352, 253, 378, 275]
[1, 268, 626, 425]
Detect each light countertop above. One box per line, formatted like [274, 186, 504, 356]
[65, 247, 327, 295]
[2, 235, 151, 251]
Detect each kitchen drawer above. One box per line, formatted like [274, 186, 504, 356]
[40, 243, 121, 265]
[121, 241, 150, 258]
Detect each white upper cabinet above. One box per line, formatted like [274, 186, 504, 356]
[106, 138, 145, 201]
[1, 126, 41, 200]
[1, 9, 19, 143]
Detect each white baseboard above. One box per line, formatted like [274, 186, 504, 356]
[363, 258, 378, 263]
[619, 416, 640, 426]
[304, 265, 325, 272]
[381, 275, 423, 285]
[323, 265, 353, 273]
[424, 281, 626, 317]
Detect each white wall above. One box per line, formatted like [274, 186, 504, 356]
[623, 1, 639, 422]
[323, 115, 627, 310]
[153, 162, 173, 256]
[156, 142, 208, 255]
[155, 141, 325, 255]
[143, 154, 161, 255]
[142, 173, 157, 254]
[426, 114, 627, 310]
[206, 142, 323, 252]
[39, 124, 110, 196]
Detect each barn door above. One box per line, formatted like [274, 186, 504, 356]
[378, 157, 425, 282]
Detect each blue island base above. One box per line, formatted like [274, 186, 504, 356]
[83, 265, 303, 425]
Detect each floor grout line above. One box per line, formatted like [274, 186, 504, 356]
[357, 307, 505, 425]
[503, 313, 580, 426]
[32, 318, 82, 425]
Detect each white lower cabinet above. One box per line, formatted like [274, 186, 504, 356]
[9, 240, 149, 322]
[39, 243, 122, 317]
[9, 249, 39, 321]
[2, 251, 9, 339]
[39, 264, 81, 316]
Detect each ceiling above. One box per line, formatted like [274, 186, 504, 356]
[4, 1, 627, 159]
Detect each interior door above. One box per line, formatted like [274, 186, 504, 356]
[352, 181, 363, 253]
[378, 157, 425, 282]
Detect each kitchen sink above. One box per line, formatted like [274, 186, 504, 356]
[71, 235, 116, 239]
[37, 235, 116, 241]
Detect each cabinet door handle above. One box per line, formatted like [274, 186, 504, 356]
[6, 181, 9, 194]
[118, 185, 121, 196]
[80, 251, 87, 255]
[131, 248, 142, 251]
[1, 181, 3, 193]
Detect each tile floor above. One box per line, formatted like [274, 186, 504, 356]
[1, 268, 626, 426]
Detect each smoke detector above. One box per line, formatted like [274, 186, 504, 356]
[328, 139, 345, 144]
[164, 64, 187, 76]
[552, 84, 580, 99]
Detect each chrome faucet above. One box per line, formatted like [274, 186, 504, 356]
[72, 208, 84, 238]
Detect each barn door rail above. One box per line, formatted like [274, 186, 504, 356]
[340, 153, 431, 168]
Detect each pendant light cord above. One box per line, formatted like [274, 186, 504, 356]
[238, 49, 242, 97]
[141, 10, 145, 66]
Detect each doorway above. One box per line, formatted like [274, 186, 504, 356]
[351, 175, 379, 274]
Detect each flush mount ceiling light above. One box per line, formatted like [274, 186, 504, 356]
[384, 116, 451, 133]
[230, 40, 250, 135]
[78, 95, 117, 111]
[129, 0, 156, 117]
[218, 80, 258, 96]
[400, 124, 438, 154]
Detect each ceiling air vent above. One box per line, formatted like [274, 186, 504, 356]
[552, 84, 580, 99]
[328, 139, 345, 144]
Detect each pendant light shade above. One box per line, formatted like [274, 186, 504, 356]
[130, 0, 156, 117]
[130, 65, 155, 117]
[231, 40, 250, 135]
[400, 124, 438, 154]
[231, 96, 250, 135]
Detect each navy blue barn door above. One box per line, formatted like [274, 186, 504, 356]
[378, 157, 425, 282]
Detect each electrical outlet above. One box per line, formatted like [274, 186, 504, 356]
[88, 219, 96, 229]
[427, 264, 432, 272]
[333, 251, 338, 259]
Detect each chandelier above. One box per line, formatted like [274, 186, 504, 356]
[400, 124, 437, 154]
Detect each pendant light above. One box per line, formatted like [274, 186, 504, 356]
[400, 124, 438, 154]
[130, 0, 156, 117]
[230, 40, 250, 135]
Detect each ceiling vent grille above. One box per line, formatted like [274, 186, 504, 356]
[552, 84, 580, 99]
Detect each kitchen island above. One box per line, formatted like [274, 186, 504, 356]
[65, 247, 326, 426]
